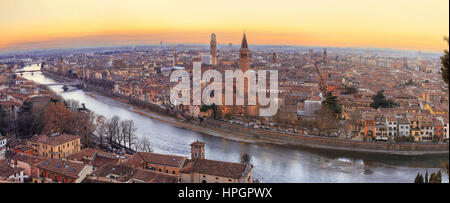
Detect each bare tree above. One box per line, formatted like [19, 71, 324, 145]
[348, 109, 363, 138]
[105, 116, 120, 146]
[73, 111, 97, 147]
[342, 119, 352, 138]
[95, 115, 107, 146]
[65, 99, 80, 111]
[136, 136, 153, 152]
[120, 119, 137, 150]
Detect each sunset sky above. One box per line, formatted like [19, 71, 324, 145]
[1, 0, 448, 53]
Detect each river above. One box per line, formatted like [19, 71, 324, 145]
[17, 64, 449, 183]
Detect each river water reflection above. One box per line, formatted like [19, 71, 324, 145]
[18, 64, 449, 183]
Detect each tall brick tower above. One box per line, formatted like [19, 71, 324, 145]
[210, 33, 217, 65]
[238, 32, 258, 116]
[323, 48, 328, 66]
[239, 32, 250, 71]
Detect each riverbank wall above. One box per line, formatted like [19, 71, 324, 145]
[201, 118, 449, 155]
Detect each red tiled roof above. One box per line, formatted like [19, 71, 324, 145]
[181, 158, 252, 179]
[12, 153, 45, 166]
[29, 134, 79, 146]
[0, 160, 23, 178]
[130, 152, 186, 168]
[131, 168, 178, 183]
[36, 159, 85, 179]
[67, 148, 105, 161]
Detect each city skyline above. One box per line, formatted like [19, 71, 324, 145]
[1, 0, 449, 53]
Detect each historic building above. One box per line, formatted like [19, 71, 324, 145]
[323, 48, 328, 66]
[124, 152, 187, 175]
[28, 133, 81, 159]
[180, 141, 253, 183]
[210, 33, 217, 65]
[239, 32, 250, 71]
[34, 159, 93, 183]
[218, 32, 259, 118]
[0, 160, 24, 183]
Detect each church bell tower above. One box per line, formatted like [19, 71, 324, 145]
[239, 32, 250, 71]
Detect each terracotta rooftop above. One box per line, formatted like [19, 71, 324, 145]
[29, 134, 79, 146]
[67, 148, 110, 161]
[0, 160, 23, 178]
[190, 141, 205, 147]
[128, 152, 186, 168]
[92, 163, 178, 183]
[181, 158, 252, 179]
[131, 168, 178, 183]
[91, 155, 120, 168]
[94, 163, 134, 182]
[36, 159, 85, 179]
[12, 153, 45, 166]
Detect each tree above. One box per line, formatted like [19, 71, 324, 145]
[16, 100, 47, 139]
[322, 92, 341, 117]
[429, 171, 442, 183]
[73, 111, 97, 147]
[240, 153, 252, 164]
[414, 171, 442, 183]
[200, 103, 218, 119]
[120, 119, 137, 149]
[370, 90, 399, 109]
[441, 36, 449, 85]
[44, 102, 75, 135]
[414, 173, 424, 183]
[343, 109, 364, 138]
[136, 136, 153, 152]
[432, 135, 440, 143]
[314, 106, 339, 135]
[95, 115, 108, 147]
[106, 116, 121, 146]
[64, 99, 80, 112]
